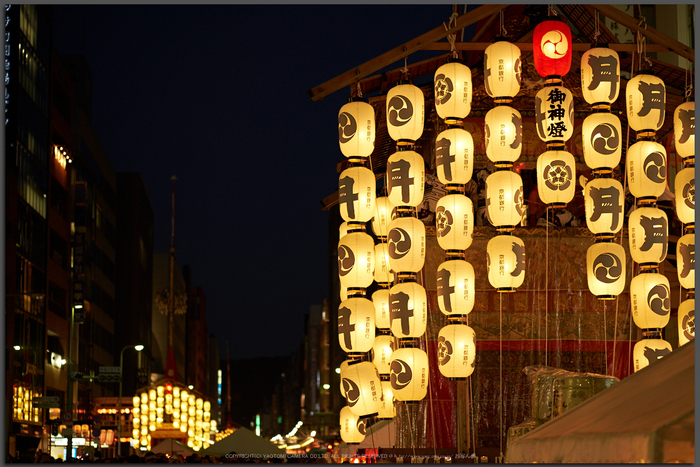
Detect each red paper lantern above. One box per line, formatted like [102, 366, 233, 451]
[533, 19, 572, 78]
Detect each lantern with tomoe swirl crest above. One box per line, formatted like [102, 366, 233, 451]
[533, 19, 572, 79]
[434, 58, 472, 123]
[582, 112, 622, 171]
[338, 98, 375, 158]
[386, 81, 424, 144]
[339, 406, 365, 444]
[630, 272, 671, 329]
[626, 140, 667, 200]
[390, 347, 429, 402]
[586, 242, 626, 299]
[437, 324, 476, 380]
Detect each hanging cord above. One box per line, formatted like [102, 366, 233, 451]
[636, 15, 652, 72]
[356, 81, 363, 99]
[684, 63, 693, 101]
[499, 10, 507, 38]
[499, 291, 503, 459]
[443, 12, 459, 59]
[593, 11, 601, 44]
[419, 268, 438, 461]
[402, 57, 410, 80]
[545, 206, 549, 367]
[547, 4, 558, 17]
[469, 375, 476, 457]
[603, 300, 608, 375]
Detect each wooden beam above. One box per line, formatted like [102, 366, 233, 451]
[590, 5, 694, 63]
[307, 4, 508, 101]
[420, 42, 676, 53]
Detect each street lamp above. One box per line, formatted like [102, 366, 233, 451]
[117, 344, 144, 456]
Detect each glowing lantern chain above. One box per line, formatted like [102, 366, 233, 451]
[433, 51, 478, 381]
[580, 42, 625, 301]
[673, 91, 695, 346]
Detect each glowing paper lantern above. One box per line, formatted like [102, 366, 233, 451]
[377, 381, 396, 419]
[339, 166, 376, 223]
[485, 170, 525, 229]
[584, 178, 624, 235]
[435, 194, 474, 250]
[339, 406, 365, 444]
[436, 259, 475, 317]
[626, 140, 667, 200]
[386, 150, 425, 207]
[580, 47, 620, 106]
[372, 288, 391, 331]
[674, 101, 695, 158]
[374, 243, 393, 284]
[371, 196, 393, 238]
[338, 98, 375, 158]
[582, 112, 622, 170]
[484, 105, 523, 164]
[338, 231, 375, 289]
[676, 233, 695, 290]
[633, 337, 672, 372]
[484, 40, 521, 101]
[389, 281, 427, 339]
[390, 347, 429, 402]
[337, 297, 375, 356]
[386, 81, 424, 143]
[434, 58, 472, 121]
[535, 86, 574, 144]
[628, 206, 668, 265]
[630, 272, 671, 329]
[537, 150, 576, 206]
[437, 324, 476, 379]
[435, 128, 474, 184]
[674, 166, 695, 225]
[486, 234, 526, 291]
[533, 19, 572, 78]
[678, 299, 695, 347]
[387, 216, 426, 274]
[342, 361, 382, 417]
[372, 334, 394, 376]
[627, 72, 666, 134]
[586, 242, 626, 299]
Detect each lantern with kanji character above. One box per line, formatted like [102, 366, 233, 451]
[339, 166, 376, 223]
[374, 242, 393, 284]
[339, 98, 375, 158]
[626, 72, 666, 135]
[484, 40, 522, 102]
[628, 206, 668, 265]
[390, 347, 429, 402]
[533, 19, 572, 78]
[437, 324, 476, 380]
[435, 194, 473, 251]
[339, 406, 365, 444]
[587, 242, 626, 299]
[484, 105, 523, 165]
[372, 196, 393, 238]
[372, 288, 391, 331]
[386, 150, 425, 207]
[584, 178, 624, 235]
[436, 259, 475, 317]
[486, 234, 526, 292]
[626, 140, 667, 200]
[377, 381, 396, 419]
[342, 361, 382, 417]
[434, 58, 472, 122]
[485, 170, 525, 230]
[674, 166, 695, 225]
[633, 334, 672, 372]
[372, 334, 394, 377]
[435, 128, 474, 185]
[630, 272, 671, 329]
[678, 298, 695, 347]
[677, 233, 695, 290]
[535, 86, 574, 144]
[387, 215, 426, 274]
[537, 150, 576, 206]
[338, 230, 375, 289]
[386, 81, 424, 144]
[337, 297, 376, 356]
[582, 112, 622, 170]
[389, 281, 427, 340]
[581, 47, 620, 107]
[674, 101, 695, 159]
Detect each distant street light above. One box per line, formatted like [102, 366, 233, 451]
[117, 344, 144, 456]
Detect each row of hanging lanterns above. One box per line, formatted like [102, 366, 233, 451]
[132, 383, 213, 452]
[433, 23, 478, 381]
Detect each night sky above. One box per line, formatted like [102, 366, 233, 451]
[51, 5, 457, 360]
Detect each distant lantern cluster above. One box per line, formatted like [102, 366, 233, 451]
[132, 384, 213, 451]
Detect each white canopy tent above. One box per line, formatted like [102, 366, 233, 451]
[198, 426, 285, 459]
[506, 340, 694, 463]
[151, 438, 193, 456]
